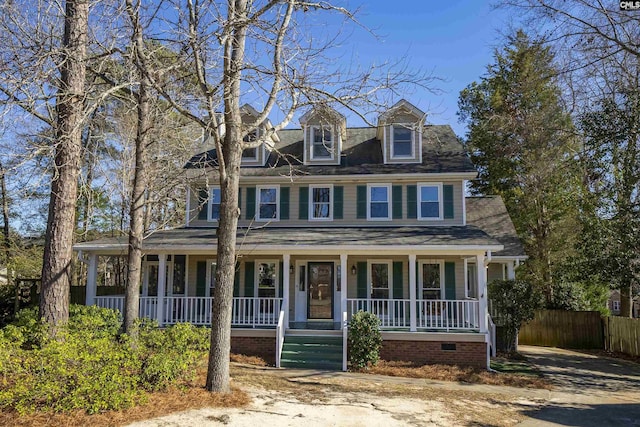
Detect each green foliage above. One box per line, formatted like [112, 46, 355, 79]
[0, 305, 209, 414]
[348, 311, 382, 370]
[489, 279, 542, 353]
[458, 30, 581, 304]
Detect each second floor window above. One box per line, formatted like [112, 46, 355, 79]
[368, 184, 391, 220]
[209, 187, 221, 221]
[257, 186, 279, 221]
[310, 185, 332, 220]
[418, 184, 442, 219]
[311, 126, 333, 159]
[242, 129, 259, 160]
[391, 124, 413, 157]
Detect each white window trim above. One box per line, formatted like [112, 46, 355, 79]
[418, 259, 444, 300]
[367, 260, 393, 299]
[308, 184, 333, 221]
[417, 182, 443, 221]
[310, 125, 335, 160]
[390, 123, 415, 159]
[366, 183, 392, 221]
[205, 258, 216, 297]
[613, 300, 620, 311]
[465, 261, 478, 299]
[255, 259, 280, 298]
[255, 184, 280, 222]
[207, 186, 221, 222]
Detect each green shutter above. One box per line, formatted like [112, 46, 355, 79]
[244, 262, 255, 297]
[280, 187, 290, 220]
[444, 261, 456, 300]
[443, 185, 454, 219]
[233, 263, 240, 297]
[279, 262, 284, 297]
[407, 185, 417, 219]
[356, 185, 367, 219]
[245, 187, 256, 219]
[299, 187, 309, 220]
[333, 186, 344, 219]
[392, 185, 403, 219]
[196, 261, 207, 297]
[197, 188, 209, 220]
[393, 261, 403, 299]
[357, 262, 368, 298]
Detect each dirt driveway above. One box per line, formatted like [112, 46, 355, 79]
[517, 345, 640, 426]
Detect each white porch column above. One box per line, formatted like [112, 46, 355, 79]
[283, 254, 290, 328]
[409, 254, 417, 332]
[506, 261, 515, 280]
[157, 254, 166, 327]
[476, 253, 488, 333]
[85, 253, 98, 306]
[340, 254, 348, 319]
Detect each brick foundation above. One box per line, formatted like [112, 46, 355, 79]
[379, 340, 487, 369]
[231, 336, 275, 365]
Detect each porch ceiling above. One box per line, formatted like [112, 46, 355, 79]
[74, 226, 502, 255]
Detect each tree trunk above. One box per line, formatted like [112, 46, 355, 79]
[40, 0, 88, 332]
[206, 0, 248, 393]
[620, 284, 633, 318]
[123, 74, 150, 336]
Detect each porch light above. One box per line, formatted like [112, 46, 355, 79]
[289, 264, 294, 274]
[351, 265, 357, 275]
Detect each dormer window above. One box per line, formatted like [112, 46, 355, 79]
[242, 129, 259, 160]
[311, 126, 333, 159]
[391, 124, 413, 158]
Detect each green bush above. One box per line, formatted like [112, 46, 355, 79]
[348, 310, 382, 370]
[0, 305, 209, 414]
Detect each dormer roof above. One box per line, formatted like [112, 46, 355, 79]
[378, 99, 426, 124]
[299, 105, 346, 125]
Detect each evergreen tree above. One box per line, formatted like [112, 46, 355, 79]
[458, 31, 581, 304]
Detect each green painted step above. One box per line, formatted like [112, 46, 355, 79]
[280, 335, 343, 371]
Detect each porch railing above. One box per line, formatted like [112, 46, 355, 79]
[94, 296, 282, 327]
[346, 298, 480, 331]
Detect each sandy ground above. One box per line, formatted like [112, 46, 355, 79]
[127, 386, 502, 427]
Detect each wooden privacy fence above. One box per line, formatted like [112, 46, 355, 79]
[604, 316, 640, 357]
[518, 310, 604, 349]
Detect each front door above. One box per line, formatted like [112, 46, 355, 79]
[307, 262, 333, 320]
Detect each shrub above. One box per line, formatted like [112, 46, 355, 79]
[0, 306, 209, 414]
[348, 310, 382, 370]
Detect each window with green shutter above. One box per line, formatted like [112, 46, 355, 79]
[196, 261, 207, 297]
[444, 261, 456, 300]
[245, 187, 256, 219]
[443, 185, 454, 219]
[406, 185, 417, 219]
[357, 262, 367, 298]
[333, 186, 343, 219]
[356, 185, 367, 219]
[244, 262, 255, 297]
[392, 185, 402, 219]
[298, 187, 309, 220]
[280, 187, 290, 220]
[393, 261, 403, 299]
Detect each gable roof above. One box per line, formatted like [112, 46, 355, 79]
[378, 99, 426, 123]
[465, 196, 526, 258]
[185, 124, 475, 176]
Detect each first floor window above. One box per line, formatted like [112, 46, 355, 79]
[257, 186, 279, 220]
[310, 185, 332, 220]
[466, 263, 477, 299]
[209, 187, 221, 220]
[370, 262, 391, 299]
[368, 184, 391, 220]
[206, 261, 217, 297]
[421, 262, 442, 299]
[257, 261, 278, 297]
[418, 184, 441, 219]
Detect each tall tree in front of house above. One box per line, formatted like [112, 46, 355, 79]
[458, 31, 581, 304]
[40, 0, 89, 330]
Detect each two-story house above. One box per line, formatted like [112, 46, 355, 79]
[74, 100, 526, 370]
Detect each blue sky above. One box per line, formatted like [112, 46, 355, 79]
[339, 1, 513, 137]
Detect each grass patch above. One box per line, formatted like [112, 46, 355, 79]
[364, 360, 552, 389]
